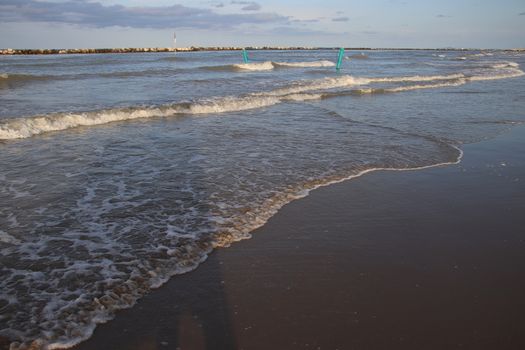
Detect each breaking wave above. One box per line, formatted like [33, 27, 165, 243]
[0, 62, 522, 140]
[204, 60, 336, 71]
[273, 60, 336, 68]
[369, 73, 466, 82]
[232, 61, 275, 71]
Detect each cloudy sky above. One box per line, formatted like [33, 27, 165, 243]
[0, 0, 524, 49]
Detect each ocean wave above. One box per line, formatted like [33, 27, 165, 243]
[1, 63, 523, 140]
[491, 61, 519, 69]
[385, 79, 467, 92]
[201, 61, 275, 71]
[322, 79, 467, 96]
[1, 138, 463, 350]
[262, 75, 370, 96]
[468, 71, 525, 81]
[468, 61, 524, 81]
[202, 60, 336, 71]
[232, 61, 275, 71]
[273, 60, 336, 68]
[0, 97, 285, 140]
[0, 75, 368, 139]
[369, 73, 466, 83]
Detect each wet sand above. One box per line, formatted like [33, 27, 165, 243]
[74, 126, 525, 350]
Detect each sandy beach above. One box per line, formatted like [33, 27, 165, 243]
[71, 125, 525, 350]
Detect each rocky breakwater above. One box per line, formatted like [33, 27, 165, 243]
[0, 46, 322, 55]
[0, 47, 179, 55]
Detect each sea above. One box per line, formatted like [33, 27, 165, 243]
[1, 49, 524, 349]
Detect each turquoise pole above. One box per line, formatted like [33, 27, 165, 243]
[242, 49, 249, 63]
[336, 47, 345, 70]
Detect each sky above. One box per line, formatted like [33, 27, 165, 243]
[0, 0, 524, 49]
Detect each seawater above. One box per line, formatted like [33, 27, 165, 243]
[1, 50, 524, 349]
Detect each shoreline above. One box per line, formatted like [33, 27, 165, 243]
[71, 125, 525, 350]
[2, 136, 465, 349]
[1, 47, 524, 55]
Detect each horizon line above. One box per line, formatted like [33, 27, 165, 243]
[1, 46, 524, 55]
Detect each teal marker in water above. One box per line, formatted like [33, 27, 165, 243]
[242, 49, 249, 63]
[336, 47, 345, 71]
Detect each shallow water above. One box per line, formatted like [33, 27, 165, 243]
[1, 49, 524, 349]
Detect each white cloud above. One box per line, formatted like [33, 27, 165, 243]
[0, 0, 280, 29]
[231, 1, 261, 12]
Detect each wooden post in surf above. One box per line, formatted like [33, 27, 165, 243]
[242, 49, 249, 63]
[336, 47, 345, 71]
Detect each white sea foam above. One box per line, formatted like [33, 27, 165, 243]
[233, 60, 336, 70]
[233, 61, 274, 71]
[0, 73, 8, 79]
[349, 80, 468, 95]
[468, 71, 525, 81]
[385, 79, 467, 92]
[0, 230, 21, 245]
[182, 95, 281, 114]
[29, 136, 460, 350]
[468, 61, 524, 81]
[0, 109, 172, 139]
[262, 75, 370, 96]
[283, 93, 323, 101]
[370, 73, 465, 83]
[491, 61, 519, 69]
[0, 75, 368, 140]
[273, 60, 335, 68]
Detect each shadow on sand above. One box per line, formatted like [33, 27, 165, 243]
[73, 252, 236, 350]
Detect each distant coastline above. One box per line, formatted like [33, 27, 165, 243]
[1, 47, 524, 55]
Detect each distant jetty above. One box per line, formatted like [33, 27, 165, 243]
[0, 47, 314, 55]
[0, 47, 523, 55]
